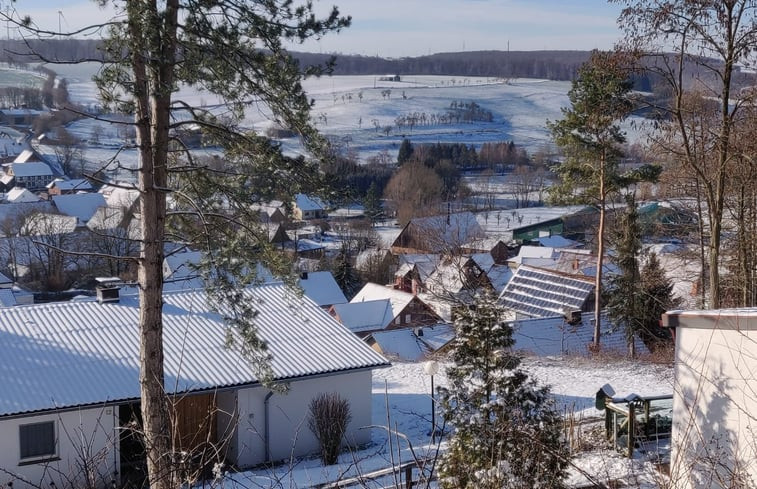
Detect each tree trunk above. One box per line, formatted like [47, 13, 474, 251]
[593, 158, 606, 349]
[128, 1, 178, 488]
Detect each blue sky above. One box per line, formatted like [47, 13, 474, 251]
[11, 1, 624, 57]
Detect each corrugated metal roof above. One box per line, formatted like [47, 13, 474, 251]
[0, 283, 388, 417]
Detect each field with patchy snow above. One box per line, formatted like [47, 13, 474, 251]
[222, 356, 673, 489]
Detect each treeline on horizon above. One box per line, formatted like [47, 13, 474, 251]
[2, 39, 752, 96]
[0, 39, 589, 81]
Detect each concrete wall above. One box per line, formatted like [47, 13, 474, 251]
[0, 406, 117, 489]
[667, 311, 757, 488]
[234, 370, 373, 468]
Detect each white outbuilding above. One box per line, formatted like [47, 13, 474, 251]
[663, 309, 757, 487]
[0, 283, 389, 489]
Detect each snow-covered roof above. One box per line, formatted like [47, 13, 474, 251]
[52, 193, 107, 223]
[5, 187, 39, 203]
[12, 149, 41, 163]
[487, 264, 513, 294]
[99, 183, 140, 209]
[294, 193, 326, 211]
[394, 212, 485, 252]
[511, 312, 648, 357]
[47, 178, 93, 192]
[474, 205, 591, 237]
[164, 250, 203, 280]
[6, 161, 52, 177]
[367, 324, 455, 362]
[500, 265, 594, 318]
[396, 254, 438, 282]
[470, 253, 495, 271]
[0, 289, 15, 307]
[160, 251, 277, 292]
[536, 235, 581, 249]
[0, 202, 55, 235]
[332, 299, 394, 332]
[0, 283, 389, 417]
[299, 271, 347, 307]
[352, 283, 416, 319]
[509, 245, 559, 264]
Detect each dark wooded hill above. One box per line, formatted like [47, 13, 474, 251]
[0, 39, 589, 81]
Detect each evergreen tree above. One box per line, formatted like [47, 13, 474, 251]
[331, 245, 361, 300]
[638, 252, 679, 349]
[439, 293, 568, 489]
[363, 181, 383, 225]
[397, 138, 414, 165]
[606, 195, 643, 357]
[549, 50, 660, 349]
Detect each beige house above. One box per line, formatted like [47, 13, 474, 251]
[663, 309, 757, 488]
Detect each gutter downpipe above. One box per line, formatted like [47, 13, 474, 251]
[264, 391, 274, 462]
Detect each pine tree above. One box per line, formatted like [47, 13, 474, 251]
[12, 3, 349, 489]
[363, 181, 383, 225]
[438, 293, 568, 489]
[638, 252, 679, 349]
[331, 245, 361, 300]
[397, 138, 414, 165]
[606, 195, 643, 357]
[549, 50, 660, 349]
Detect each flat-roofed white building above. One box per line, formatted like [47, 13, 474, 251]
[663, 309, 757, 487]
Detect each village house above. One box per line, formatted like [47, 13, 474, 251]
[0, 283, 389, 489]
[391, 211, 485, 255]
[334, 282, 441, 335]
[499, 264, 595, 320]
[0, 108, 43, 128]
[51, 193, 107, 225]
[1, 161, 54, 191]
[292, 193, 327, 220]
[364, 323, 455, 361]
[46, 178, 94, 196]
[298, 270, 348, 308]
[4, 186, 40, 203]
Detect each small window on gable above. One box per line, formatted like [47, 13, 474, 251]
[19, 421, 56, 461]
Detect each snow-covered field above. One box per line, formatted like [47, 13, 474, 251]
[1, 63, 651, 184]
[223, 357, 673, 488]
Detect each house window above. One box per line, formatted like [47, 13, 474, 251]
[405, 314, 411, 323]
[19, 421, 56, 461]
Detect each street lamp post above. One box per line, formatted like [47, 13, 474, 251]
[424, 360, 439, 444]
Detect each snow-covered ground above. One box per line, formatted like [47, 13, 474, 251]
[0, 64, 651, 186]
[221, 356, 673, 488]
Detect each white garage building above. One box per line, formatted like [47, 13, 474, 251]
[0, 283, 389, 488]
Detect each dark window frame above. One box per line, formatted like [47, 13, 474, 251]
[19, 420, 57, 463]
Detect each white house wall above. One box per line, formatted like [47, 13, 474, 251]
[235, 370, 373, 468]
[671, 317, 757, 488]
[0, 406, 117, 489]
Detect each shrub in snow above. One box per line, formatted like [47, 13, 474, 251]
[438, 292, 569, 488]
[308, 392, 352, 465]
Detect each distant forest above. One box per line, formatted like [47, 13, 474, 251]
[3, 39, 752, 92]
[0, 39, 589, 80]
